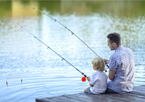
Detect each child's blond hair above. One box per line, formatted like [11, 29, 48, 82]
[92, 57, 105, 71]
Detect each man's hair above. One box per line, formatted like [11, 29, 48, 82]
[92, 57, 105, 71]
[107, 33, 121, 46]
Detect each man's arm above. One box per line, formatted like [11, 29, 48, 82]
[109, 70, 115, 80]
[104, 59, 115, 80]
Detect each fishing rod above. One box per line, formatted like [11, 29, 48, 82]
[18, 5, 109, 70]
[10, 18, 88, 82]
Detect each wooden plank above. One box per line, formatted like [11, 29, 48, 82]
[36, 85, 145, 102]
[36, 93, 121, 102]
[104, 92, 145, 102]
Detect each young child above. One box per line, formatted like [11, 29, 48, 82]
[84, 57, 108, 94]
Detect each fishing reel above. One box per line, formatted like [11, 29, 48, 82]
[81, 76, 86, 82]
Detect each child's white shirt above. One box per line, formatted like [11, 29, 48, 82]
[90, 71, 108, 94]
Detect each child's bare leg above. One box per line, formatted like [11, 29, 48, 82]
[84, 88, 87, 93]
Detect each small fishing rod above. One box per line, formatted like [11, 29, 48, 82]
[18, 5, 109, 70]
[10, 18, 88, 82]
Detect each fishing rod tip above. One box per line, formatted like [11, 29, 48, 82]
[6, 80, 8, 86]
[21, 78, 23, 83]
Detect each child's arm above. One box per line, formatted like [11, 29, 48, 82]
[87, 77, 94, 87]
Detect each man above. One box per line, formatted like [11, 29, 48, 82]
[104, 33, 135, 93]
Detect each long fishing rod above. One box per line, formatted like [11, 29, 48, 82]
[10, 18, 88, 82]
[18, 5, 109, 69]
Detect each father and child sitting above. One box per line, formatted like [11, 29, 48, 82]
[84, 33, 135, 94]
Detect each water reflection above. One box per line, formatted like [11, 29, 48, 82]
[0, 0, 145, 102]
[1, 1, 145, 17]
[12, 1, 39, 17]
[0, 1, 12, 17]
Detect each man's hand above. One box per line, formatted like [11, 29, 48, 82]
[103, 59, 109, 64]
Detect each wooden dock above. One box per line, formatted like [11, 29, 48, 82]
[36, 85, 145, 102]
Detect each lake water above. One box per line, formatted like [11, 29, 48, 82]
[0, 1, 145, 102]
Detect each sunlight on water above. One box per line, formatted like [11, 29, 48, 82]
[0, 0, 145, 102]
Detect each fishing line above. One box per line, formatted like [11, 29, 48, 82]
[18, 5, 109, 70]
[10, 18, 88, 82]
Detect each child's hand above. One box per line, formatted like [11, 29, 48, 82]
[87, 77, 91, 82]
